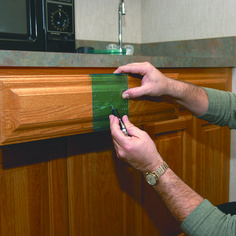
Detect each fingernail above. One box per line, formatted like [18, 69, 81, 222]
[122, 93, 129, 99]
[123, 115, 129, 122]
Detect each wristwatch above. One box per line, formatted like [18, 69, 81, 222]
[145, 162, 169, 186]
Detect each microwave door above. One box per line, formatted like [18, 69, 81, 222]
[0, 0, 45, 51]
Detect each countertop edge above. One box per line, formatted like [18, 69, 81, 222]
[0, 50, 235, 68]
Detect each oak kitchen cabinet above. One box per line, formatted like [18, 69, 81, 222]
[0, 67, 231, 236]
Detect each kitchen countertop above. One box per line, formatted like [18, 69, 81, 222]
[2, 37, 236, 68]
[0, 50, 234, 68]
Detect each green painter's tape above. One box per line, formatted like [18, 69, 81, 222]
[91, 74, 129, 132]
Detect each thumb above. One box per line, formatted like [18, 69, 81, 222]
[122, 115, 141, 137]
[122, 86, 145, 99]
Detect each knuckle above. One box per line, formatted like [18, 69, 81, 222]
[144, 61, 150, 66]
[117, 150, 125, 159]
[144, 61, 152, 69]
[125, 144, 133, 153]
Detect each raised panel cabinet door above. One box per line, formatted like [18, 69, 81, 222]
[0, 138, 68, 236]
[193, 118, 230, 205]
[66, 131, 143, 236]
[142, 116, 193, 236]
[0, 162, 44, 236]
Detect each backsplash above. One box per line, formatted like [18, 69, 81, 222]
[76, 36, 236, 60]
[75, 40, 141, 56]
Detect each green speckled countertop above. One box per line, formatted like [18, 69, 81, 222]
[1, 37, 236, 68]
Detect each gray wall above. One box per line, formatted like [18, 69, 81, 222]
[75, 0, 236, 43]
[74, 0, 141, 43]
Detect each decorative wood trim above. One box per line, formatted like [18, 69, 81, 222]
[0, 73, 178, 145]
[0, 75, 93, 145]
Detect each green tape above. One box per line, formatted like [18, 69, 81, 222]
[91, 74, 129, 132]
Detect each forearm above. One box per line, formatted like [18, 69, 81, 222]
[152, 168, 204, 223]
[166, 77, 209, 116]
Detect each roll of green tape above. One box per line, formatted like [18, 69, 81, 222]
[91, 74, 129, 132]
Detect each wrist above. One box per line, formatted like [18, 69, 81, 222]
[141, 157, 163, 175]
[144, 161, 169, 186]
[165, 77, 181, 98]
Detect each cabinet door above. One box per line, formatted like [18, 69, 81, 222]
[193, 118, 230, 205]
[0, 138, 68, 236]
[142, 115, 230, 235]
[66, 131, 143, 236]
[143, 116, 192, 236]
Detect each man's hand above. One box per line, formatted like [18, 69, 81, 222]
[109, 114, 204, 224]
[109, 114, 163, 174]
[114, 62, 209, 116]
[114, 62, 169, 99]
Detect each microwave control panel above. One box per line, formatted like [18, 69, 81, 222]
[45, 0, 75, 52]
[46, 0, 74, 34]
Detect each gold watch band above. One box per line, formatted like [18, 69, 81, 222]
[152, 161, 169, 179]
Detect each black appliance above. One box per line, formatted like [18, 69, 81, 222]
[0, 0, 75, 52]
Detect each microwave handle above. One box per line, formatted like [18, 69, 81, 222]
[28, 0, 38, 41]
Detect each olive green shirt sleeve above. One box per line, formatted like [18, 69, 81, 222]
[181, 88, 236, 235]
[197, 88, 236, 129]
[181, 200, 236, 236]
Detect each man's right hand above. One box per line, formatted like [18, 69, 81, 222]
[109, 114, 163, 175]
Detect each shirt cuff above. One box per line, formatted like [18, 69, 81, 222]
[181, 199, 233, 236]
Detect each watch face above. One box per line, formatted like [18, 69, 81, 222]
[146, 173, 157, 185]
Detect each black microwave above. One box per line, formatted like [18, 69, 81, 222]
[0, 0, 75, 53]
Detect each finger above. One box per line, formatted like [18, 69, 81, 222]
[112, 138, 123, 158]
[122, 86, 146, 99]
[110, 115, 130, 158]
[114, 62, 149, 75]
[109, 115, 128, 143]
[109, 114, 119, 135]
[122, 115, 142, 137]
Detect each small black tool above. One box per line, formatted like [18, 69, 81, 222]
[111, 105, 128, 136]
